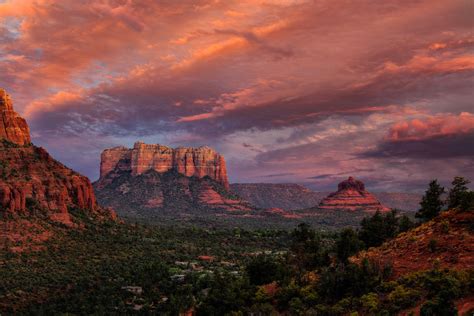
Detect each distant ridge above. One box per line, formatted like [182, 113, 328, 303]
[231, 182, 420, 212]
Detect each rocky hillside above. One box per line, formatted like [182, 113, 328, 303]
[0, 143, 100, 225]
[0, 89, 115, 251]
[94, 144, 254, 218]
[98, 142, 229, 189]
[231, 183, 326, 210]
[353, 210, 474, 278]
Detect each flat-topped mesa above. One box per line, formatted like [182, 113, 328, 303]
[99, 141, 230, 189]
[0, 88, 31, 145]
[318, 176, 389, 212]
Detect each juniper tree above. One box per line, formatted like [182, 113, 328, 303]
[416, 180, 445, 221]
[447, 176, 471, 210]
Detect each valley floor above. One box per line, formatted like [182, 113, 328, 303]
[1, 209, 472, 315]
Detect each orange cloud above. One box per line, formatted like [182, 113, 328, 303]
[178, 79, 299, 122]
[25, 90, 83, 117]
[171, 19, 291, 71]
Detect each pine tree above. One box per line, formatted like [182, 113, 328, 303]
[416, 180, 445, 221]
[447, 176, 471, 209]
[336, 228, 364, 262]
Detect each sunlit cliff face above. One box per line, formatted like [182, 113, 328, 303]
[1, 0, 473, 191]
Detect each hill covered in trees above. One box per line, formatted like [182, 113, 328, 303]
[1, 177, 473, 314]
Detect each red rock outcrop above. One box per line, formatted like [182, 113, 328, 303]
[318, 176, 389, 212]
[197, 182, 252, 211]
[0, 89, 115, 226]
[98, 141, 229, 190]
[0, 89, 31, 145]
[94, 168, 253, 217]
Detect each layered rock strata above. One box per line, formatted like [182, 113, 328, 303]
[318, 176, 389, 212]
[98, 142, 229, 189]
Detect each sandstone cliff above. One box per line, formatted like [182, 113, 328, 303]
[98, 142, 229, 190]
[318, 176, 389, 212]
[0, 89, 31, 145]
[93, 142, 259, 217]
[0, 89, 115, 226]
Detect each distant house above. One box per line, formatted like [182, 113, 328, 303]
[198, 255, 215, 261]
[220, 261, 236, 267]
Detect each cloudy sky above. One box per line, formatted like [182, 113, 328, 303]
[1, 0, 473, 191]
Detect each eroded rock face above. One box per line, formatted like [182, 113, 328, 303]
[0, 89, 115, 225]
[94, 169, 252, 217]
[318, 176, 389, 212]
[0, 89, 31, 146]
[98, 141, 229, 189]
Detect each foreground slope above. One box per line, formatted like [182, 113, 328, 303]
[354, 210, 474, 278]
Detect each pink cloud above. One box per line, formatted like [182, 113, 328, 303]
[1, 0, 473, 190]
[387, 112, 474, 141]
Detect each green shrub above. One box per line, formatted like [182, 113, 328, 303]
[360, 292, 379, 313]
[440, 220, 450, 234]
[387, 285, 421, 311]
[428, 239, 437, 253]
[420, 298, 457, 316]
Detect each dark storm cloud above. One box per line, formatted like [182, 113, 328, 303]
[361, 132, 474, 159]
[263, 173, 296, 178]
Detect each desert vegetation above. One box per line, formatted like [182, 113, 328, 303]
[1, 177, 473, 315]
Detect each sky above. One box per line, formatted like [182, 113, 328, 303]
[0, 0, 473, 192]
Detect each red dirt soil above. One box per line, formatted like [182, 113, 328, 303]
[353, 210, 474, 278]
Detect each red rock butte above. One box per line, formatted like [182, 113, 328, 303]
[0, 88, 114, 225]
[99, 142, 230, 189]
[318, 176, 390, 212]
